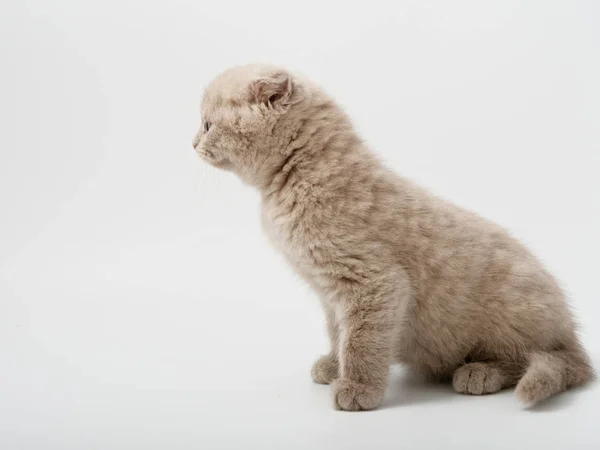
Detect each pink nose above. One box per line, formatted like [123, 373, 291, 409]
[192, 137, 199, 149]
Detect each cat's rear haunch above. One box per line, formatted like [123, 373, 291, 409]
[193, 64, 594, 411]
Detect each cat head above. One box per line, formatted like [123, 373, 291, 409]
[193, 64, 305, 188]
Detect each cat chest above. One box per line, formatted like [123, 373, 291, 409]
[261, 205, 314, 270]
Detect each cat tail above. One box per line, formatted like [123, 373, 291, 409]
[516, 344, 595, 406]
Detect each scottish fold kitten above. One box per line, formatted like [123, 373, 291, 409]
[193, 64, 593, 411]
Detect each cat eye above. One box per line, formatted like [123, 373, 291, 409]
[203, 121, 212, 133]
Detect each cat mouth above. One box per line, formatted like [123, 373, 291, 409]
[197, 148, 215, 160]
[197, 148, 231, 169]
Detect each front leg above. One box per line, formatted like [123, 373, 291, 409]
[311, 300, 340, 384]
[330, 280, 401, 411]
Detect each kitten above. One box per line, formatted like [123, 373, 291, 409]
[193, 64, 594, 411]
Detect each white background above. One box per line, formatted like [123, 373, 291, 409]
[1, 0, 599, 448]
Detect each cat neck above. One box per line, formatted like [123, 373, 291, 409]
[262, 122, 368, 199]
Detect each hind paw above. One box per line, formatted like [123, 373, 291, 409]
[453, 362, 504, 395]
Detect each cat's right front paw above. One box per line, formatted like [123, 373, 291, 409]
[331, 378, 384, 411]
[311, 354, 339, 384]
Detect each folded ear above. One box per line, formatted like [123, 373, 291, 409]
[248, 72, 292, 107]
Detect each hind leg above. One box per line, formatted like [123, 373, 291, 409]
[453, 361, 524, 395]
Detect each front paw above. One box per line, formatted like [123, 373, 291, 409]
[311, 354, 339, 384]
[331, 379, 384, 411]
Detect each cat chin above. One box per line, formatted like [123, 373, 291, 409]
[212, 160, 232, 170]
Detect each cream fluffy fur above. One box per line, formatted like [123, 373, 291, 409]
[193, 64, 594, 411]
